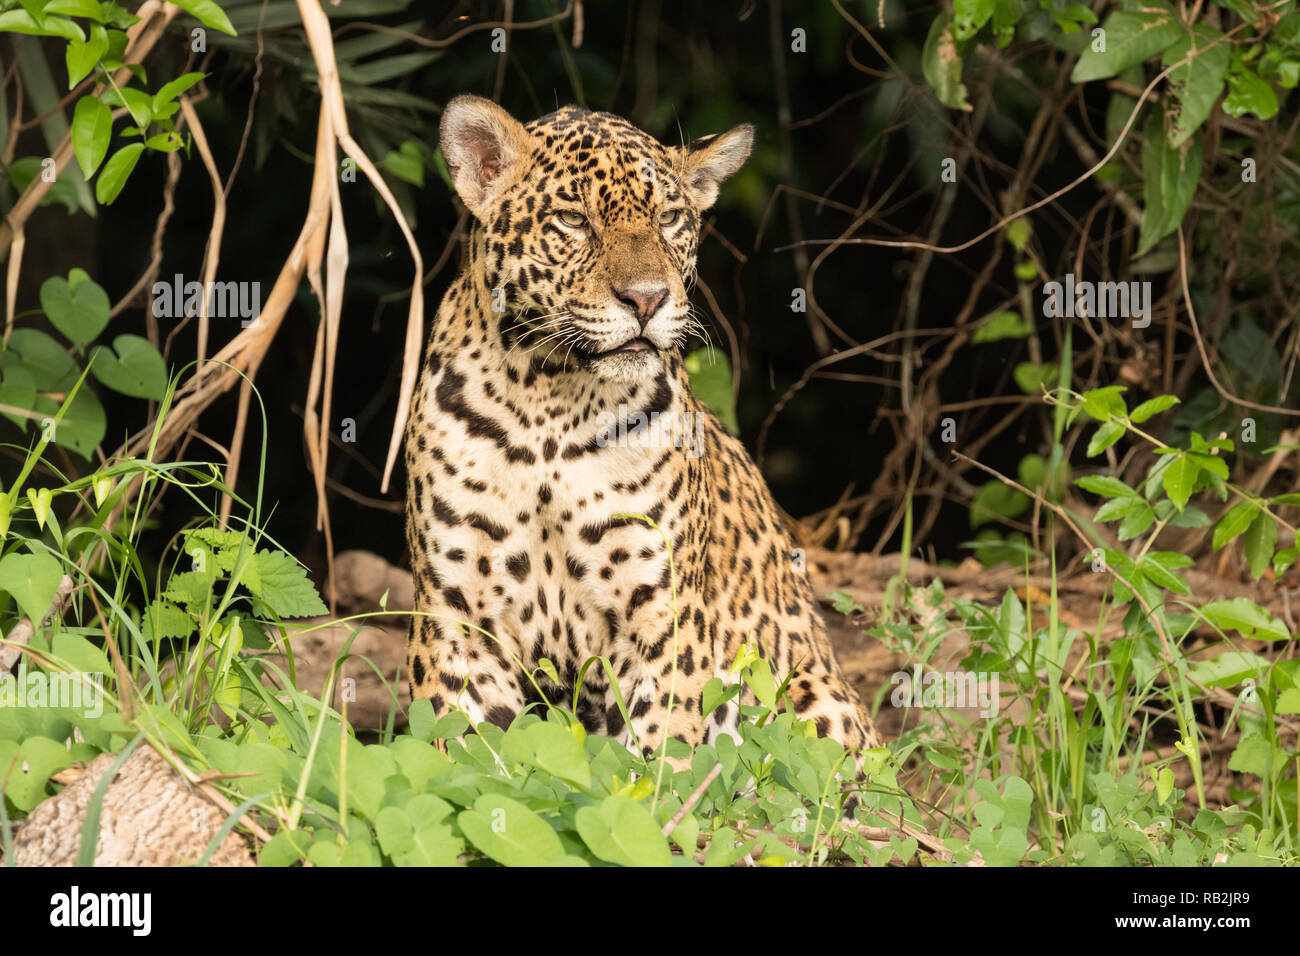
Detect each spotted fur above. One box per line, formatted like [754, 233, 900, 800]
[405, 95, 879, 756]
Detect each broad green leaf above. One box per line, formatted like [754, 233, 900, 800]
[71, 94, 112, 178]
[1189, 651, 1270, 689]
[1163, 26, 1230, 146]
[46, 0, 104, 17]
[501, 720, 591, 788]
[0, 362, 37, 429]
[973, 310, 1032, 343]
[1161, 455, 1198, 510]
[1071, 6, 1182, 82]
[5, 328, 77, 390]
[1223, 65, 1279, 119]
[1136, 554, 1190, 594]
[0, 551, 62, 624]
[683, 348, 737, 434]
[953, 0, 994, 42]
[1128, 394, 1179, 423]
[575, 794, 672, 867]
[1212, 499, 1257, 551]
[1117, 502, 1155, 540]
[382, 140, 424, 187]
[2, 736, 74, 811]
[1081, 386, 1127, 421]
[922, 14, 970, 110]
[166, 0, 236, 35]
[1199, 599, 1289, 643]
[88, 333, 167, 399]
[1013, 361, 1056, 394]
[970, 481, 1030, 527]
[1242, 509, 1277, 580]
[458, 794, 580, 867]
[1137, 112, 1203, 257]
[95, 143, 144, 204]
[151, 71, 206, 110]
[33, 388, 105, 459]
[1075, 475, 1137, 498]
[142, 599, 194, 641]
[39, 273, 109, 346]
[1086, 420, 1125, 457]
[240, 550, 327, 618]
[0, 9, 84, 40]
[374, 802, 464, 866]
[65, 24, 107, 88]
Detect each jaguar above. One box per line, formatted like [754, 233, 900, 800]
[404, 94, 880, 758]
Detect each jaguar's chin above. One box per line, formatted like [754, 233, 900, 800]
[578, 342, 665, 382]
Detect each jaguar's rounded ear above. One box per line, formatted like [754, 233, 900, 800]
[440, 95, 534, 219]
[677, 124, 754, 210]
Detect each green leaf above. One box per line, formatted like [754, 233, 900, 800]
[1155, 766, 1174, 805]
[51, 631, 113, 674]
[0, 551, 62, 624]
[39, 273, 109, 346]
[1070, 6, 1182, 83]
[683, 348, 737, 434]
[1163, 26, 1230, 146]
[1242, 509, 1277, 580]
[5, 328, 76, 391]
[575, 794, 672, 867]
[151, 71, 206, 111]
[241, 550, 328, 618]
[1190, 651, 1270, 689]
[71, 94, 112, 178]
[1199, 599, 1289, 643]
[1013, 361, 1056, 394]
[1213, 500, 1258, 551]
[1136, 554, 1190, 594]
[35, 386, 105, 459]
[0, 362, 37, 429]
[458, 794, 580, 867]
[972, 310, 1032, 343]
[382, 140, 424, 187]
[1227, 733, 1274, 778]
[922, 14, 970, 110]
[1086, 420, 1125, 457]
[501, 721, 591, 788]
[142, 599, 194, 641]
[2, 736, 74, 811]
[1223, 65, 1279, 120]
[701, 676, 741, 718]
[1081, 386, 1127, 421]
[1274, 545, 1299, 577]
[94, 143, 144, 204]
[1137, 111, 1203, 258]
[0, 9, 84, 40]
[65, 24, 107, 88]
[1128, 394, 1179, 424]
[1005, 216, 1031, 251]
[46, 0, 105, 18]
[1161, 455, 1199, 510]
[1117, 502, 1155, 540]
[88, 334, 166, 399]
[5, 157, 79, 214]
[375, 801, 464, 866]
[1075, 475, 1137, 498]
[953, 0, 994, 42]
[166, 0, 236, 35]
[970, 481, 1030, 527]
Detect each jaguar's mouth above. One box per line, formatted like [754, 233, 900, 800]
[581, 337, 656, 359]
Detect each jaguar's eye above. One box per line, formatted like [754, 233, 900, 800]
[556, 210, 587, 228]
[658, 208, 681, 227]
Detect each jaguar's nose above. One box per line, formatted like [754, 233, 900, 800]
[613, 284, 669, 327]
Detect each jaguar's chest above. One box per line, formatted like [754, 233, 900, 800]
[408, 349, 704, 664]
